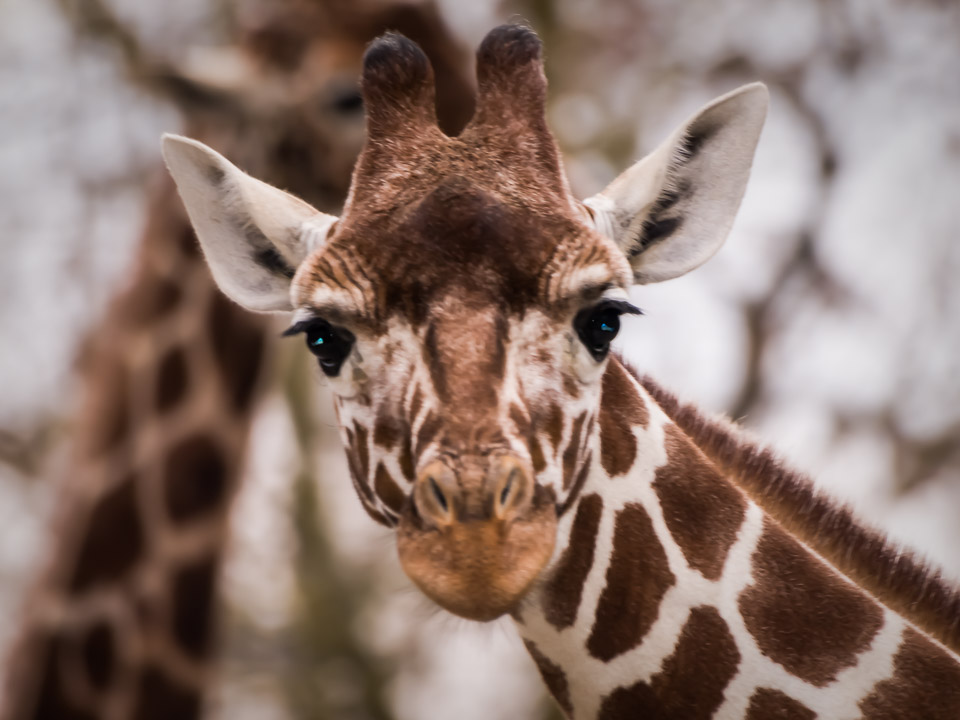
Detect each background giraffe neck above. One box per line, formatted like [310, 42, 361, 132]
[514, 359, 960, 719]
[2, 4, 474, 717]
[1, 176, 271, 720]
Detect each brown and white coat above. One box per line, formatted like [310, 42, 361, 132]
[163, 25, 960, 719]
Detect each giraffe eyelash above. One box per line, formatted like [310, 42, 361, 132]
[594, 299, 644, 317]
[282, 319, 319, 337]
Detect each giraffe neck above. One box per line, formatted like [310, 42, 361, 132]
[1, 178, 271, 720]
[513, 359, 960, 719]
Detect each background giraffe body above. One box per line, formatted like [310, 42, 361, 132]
[163, 25, 960, 719]
[2, 178, 271, 720]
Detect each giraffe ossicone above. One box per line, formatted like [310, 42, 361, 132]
[164, 24, 960, 720]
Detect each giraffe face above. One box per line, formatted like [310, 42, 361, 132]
[287, 177, 635, 619]
[164, 26, 768, 621]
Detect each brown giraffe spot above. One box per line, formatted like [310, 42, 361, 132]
[587, 502, 675, 661]
[544, 401, 564, 451]
[414, 411, 441, 456]
[136, 663, 201, 720]
[164, 434, 229, 524]
[512, 402, 551, 475]
[70, 477, 144, 593]
[422, 322, 448, 401]
[491, 312, 509, 379]
[529, 434, 547, 473]
[398, 425, 415, 480]
[354, 421, 370, 479]
[124, 273, 182, 325]
[171, 556, 217, 660]
[534, 347, 552, 366]
[598, 361, 648, 477]
[31, 635, 97, 720]
[739, 519, 883, 686]
[509, 402, 530, 437]
[208, 289, 265, 413]
[343, 428, 387, 526]
[653, 424, 746, 580]
[84, 355, 129, 458]
[563, 372, 580, 399]
[562, 411, 587, 490]
[598, 606, 739, 720]
[559, 451, 593, 516]
[859, 628, 960, 718]
[409, 384, 424, 423]
[523, 640, 573, 716]
[374, 462, 406, 515]
[373, 410, 402, 450]
[155, 345, 189, 413]
[543, 493, 603, 629]
[746, 688, 816, 719]
[79, 621, 115, 693]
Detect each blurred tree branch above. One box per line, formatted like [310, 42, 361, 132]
[0, 425, 62, 478]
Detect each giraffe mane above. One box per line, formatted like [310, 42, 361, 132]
[633, 369, 960, 655]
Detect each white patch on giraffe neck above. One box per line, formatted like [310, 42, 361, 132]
[514, 390, 678, 718]
[510, 373, 921, 719]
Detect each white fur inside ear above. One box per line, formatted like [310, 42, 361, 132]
[585, 83, 769, 285]
[583, 195, 617, 240]
[301, 213, 338, 255]
[161, 134, 338, 312]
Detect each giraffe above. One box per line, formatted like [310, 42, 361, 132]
[1, 3, 472, 719]
[162, 24, 960, 720]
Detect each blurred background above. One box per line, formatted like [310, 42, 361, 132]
[1, 0, 959, 718]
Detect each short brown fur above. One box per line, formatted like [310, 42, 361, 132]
[598, 360, 649, 476]
[746, 688, 816, 720]
[638, 372, 960, 655]
[859, 628, 960, 718]
[739, 519, 883, 686]
[587, 503, 675, 661]
[653, 424, 746, 580]
[523, 641, 573, 716]
[598, 606, 740, 719]
[542, 493, 603, 629]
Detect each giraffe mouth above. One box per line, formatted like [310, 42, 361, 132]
[395, 483, 558, 621]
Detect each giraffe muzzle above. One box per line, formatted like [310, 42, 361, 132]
[396, 454, 557, 621]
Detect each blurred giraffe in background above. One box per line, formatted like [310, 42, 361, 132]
[0, 1, 472, 718]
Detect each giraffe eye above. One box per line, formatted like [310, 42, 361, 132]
[284, 319, 355, 377]
[331, 88, 363, 114]
[574, 300, 641, 361]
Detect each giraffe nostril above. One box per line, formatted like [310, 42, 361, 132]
[499, 468, 519, 509]
[415, 461, 458, 527]
[430, 476, 449, 513]
[491, 458, 532, 521]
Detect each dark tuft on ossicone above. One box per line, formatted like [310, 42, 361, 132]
[361, 32, 437, 138]
[362, 32, 432, 98]
[472, 24, 548, 125]
[477, 24, 542, 70]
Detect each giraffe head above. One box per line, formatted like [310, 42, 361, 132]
[162, 26, 767, 621]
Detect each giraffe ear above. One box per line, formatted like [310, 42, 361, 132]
[584, 83, 768, 284]
[161, 134, 338, 312]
